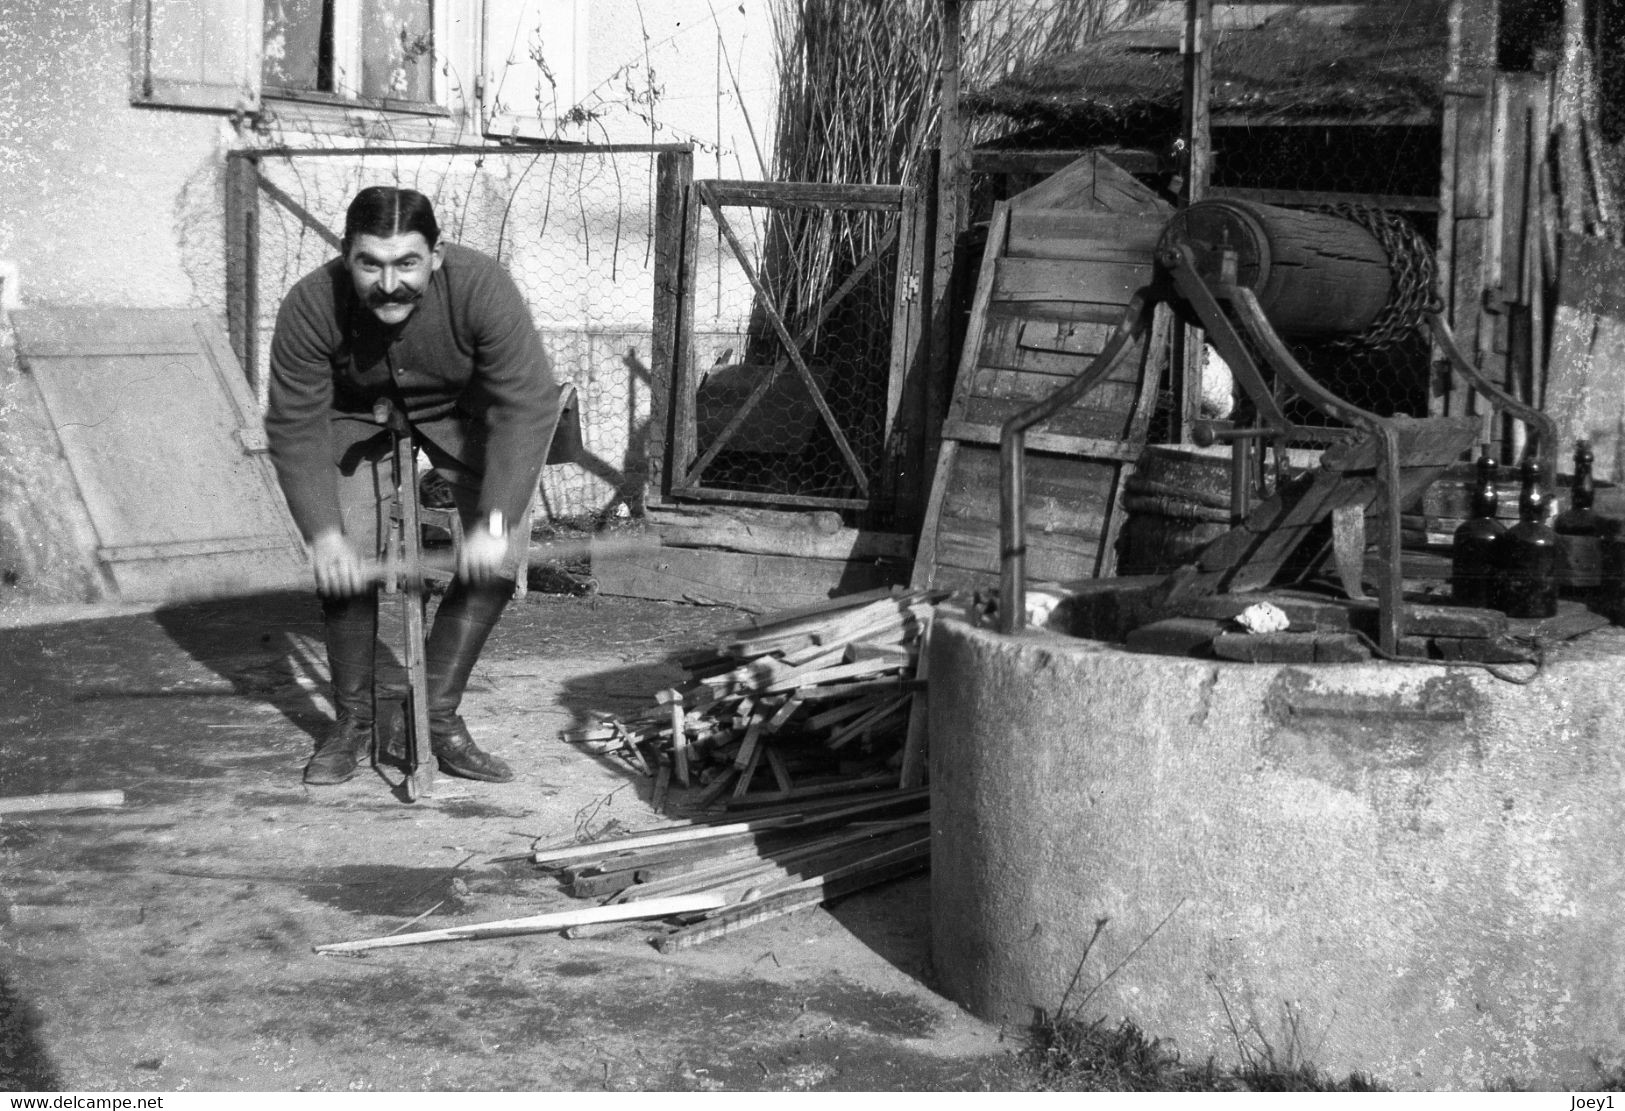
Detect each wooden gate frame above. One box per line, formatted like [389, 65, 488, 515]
[667, 180, 921, 514]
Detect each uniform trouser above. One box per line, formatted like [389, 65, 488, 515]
[320, 430, 524, 732]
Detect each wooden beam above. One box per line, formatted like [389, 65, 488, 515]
[698, 181, 906, 210]
[940, 419, 1143, 463]
[925, 0, 966, 499]
[313, 893, 729, 953]
[1207, 187, 1439, 213]
[1180, 0, 1213, 204]
[0, 790, 125, 816]
[648, 512, 914, 562]
[651, 838, 930, 952]
[532, 791, 929, 865]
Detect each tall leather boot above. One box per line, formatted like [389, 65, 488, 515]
[423, 580, 515, 782]
[305, 593, 378, 785]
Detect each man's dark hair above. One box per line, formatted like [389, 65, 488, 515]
[342, 186, 441, 252]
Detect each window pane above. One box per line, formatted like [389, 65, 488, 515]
[362, 0, 433, 101]
[263, 0, 329, 91]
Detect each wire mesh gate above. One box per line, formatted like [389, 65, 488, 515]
[224, 143, 687, 523]
[669, 181, 918, 519]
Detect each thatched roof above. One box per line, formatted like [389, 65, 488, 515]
[966, 0, 1449, 131]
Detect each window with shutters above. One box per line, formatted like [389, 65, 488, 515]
[262, 0, 444, 113]
[131, 0, 586, 138]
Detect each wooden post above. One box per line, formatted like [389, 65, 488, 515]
[882, 184, 930, 530]
[224, 153, 261, 404]
[648, 147, 693, 505]
[926, 0, 965, 469]
[1438, 0, 1499, 435]
[669, 176, 705, 496]
[1180, 0, 1213, 204]
[1176, 0, 1213, 442]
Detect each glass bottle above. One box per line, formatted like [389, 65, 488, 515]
[1554, 439, 1601, 598]
[1451, 448, 1505, 608]
[1492, 457, 1559, 619]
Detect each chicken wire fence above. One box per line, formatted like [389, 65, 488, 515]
[671, 183, 910, 517]
[229, 144, 676, 524]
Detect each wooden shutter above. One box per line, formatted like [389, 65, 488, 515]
[131, 0, 263, 112]
[480, 0, 586, 140]
[9, 308, 308, 603]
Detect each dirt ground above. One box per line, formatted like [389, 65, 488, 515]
[0, 588, 1018, 1093]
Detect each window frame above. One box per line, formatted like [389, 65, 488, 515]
[130, 0, 589, 140]
[259, 0, 454, 117]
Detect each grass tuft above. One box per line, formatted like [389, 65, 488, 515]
[1019, 1010, 1384, 1092]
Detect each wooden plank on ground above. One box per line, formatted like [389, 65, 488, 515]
[0, 790, 125, 815]
[593, 536, 908, 610]
[649, 513, 914, 561]
[314, 893, 729, 952]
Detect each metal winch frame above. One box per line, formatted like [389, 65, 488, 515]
[998, 206, 1556, 653]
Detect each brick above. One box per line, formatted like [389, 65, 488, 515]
[1124, 617, 1224, 657]
[1180, 591, 1355, 632]
[1313, 633, 1373, 663]
[1212, 631, 1371, 664]
[1430, 635, 1536, 664]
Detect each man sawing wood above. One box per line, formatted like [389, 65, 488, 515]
[264, 185, 562, 788]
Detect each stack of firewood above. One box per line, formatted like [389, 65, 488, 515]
[563, 587, 946, 808]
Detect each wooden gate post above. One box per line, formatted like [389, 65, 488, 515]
[649, 146, 694, 506]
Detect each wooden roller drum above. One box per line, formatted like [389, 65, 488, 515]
[1156, 199, 1394, 339]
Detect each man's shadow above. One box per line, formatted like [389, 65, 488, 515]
[0, 971, 60, 1090]
[152, 588, 433, 798]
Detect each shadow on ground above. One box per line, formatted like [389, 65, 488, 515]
[0, 592, 1014, 1091]
[0, 972, 59, 1090]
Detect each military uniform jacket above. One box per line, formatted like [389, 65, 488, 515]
[264, 242, 561, 541]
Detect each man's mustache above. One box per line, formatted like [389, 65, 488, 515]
[369, 287, 421, 306]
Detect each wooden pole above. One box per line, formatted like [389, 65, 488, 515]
[648, 147, 693, 504]
[1176, 0, 1213, 442]
[926, 0, 965, 468]
[1439, 0, 1500, 430]
[0, 790, 124, 816]
[313, 893, 728, 953]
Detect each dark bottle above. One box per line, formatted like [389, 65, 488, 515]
[1554, 439, 1602, 597]
[1492, 457, 1559, 619]
[1451, 449, 1506, 608]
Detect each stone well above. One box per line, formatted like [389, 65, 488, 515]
[929, 614, 1625, 1090]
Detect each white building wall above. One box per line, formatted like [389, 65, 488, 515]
[0, 1, 234, 310]
[0, 0, 781, 523]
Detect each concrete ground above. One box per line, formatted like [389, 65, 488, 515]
[0, 589, 1014, 1092]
